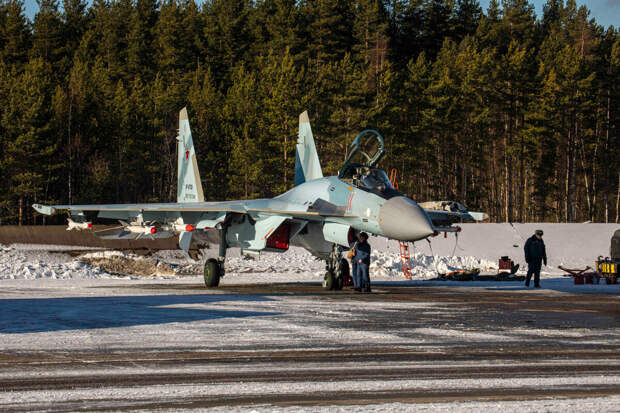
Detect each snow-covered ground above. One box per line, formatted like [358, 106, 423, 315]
[0, 275, 618, 411]
[1, 224, 619, 411]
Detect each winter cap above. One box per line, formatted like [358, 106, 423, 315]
[535, 229, 544, 236]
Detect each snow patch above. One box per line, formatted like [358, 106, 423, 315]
[370, 248, 496, 279]
[0, 245, 112, 280]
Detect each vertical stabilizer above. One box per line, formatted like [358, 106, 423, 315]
[177, 107, 205, 203]
[294, 111, 323, 186]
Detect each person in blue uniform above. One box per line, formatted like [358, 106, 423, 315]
[354, 232, 372, 293]
[524, 229, 547, 288]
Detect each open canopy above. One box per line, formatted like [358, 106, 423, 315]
[339, 130, 401, 199]
[339, 130, 386, 179]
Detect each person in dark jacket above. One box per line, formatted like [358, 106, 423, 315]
[354, 232, 372, 293]
[524, 229, 547, 288]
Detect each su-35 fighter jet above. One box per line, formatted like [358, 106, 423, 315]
[34, 108, 486, 289]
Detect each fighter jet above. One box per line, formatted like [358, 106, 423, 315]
[33, 108, 486, 289]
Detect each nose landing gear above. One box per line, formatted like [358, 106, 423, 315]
[323, 244, 349, 290]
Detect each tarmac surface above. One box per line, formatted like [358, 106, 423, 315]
[1, 281, 619, 411]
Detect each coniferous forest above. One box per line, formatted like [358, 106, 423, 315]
[0, 0, 618, 225]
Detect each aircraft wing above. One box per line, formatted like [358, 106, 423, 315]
[32, 198, 356, 219]
[33, 201, 248, 215]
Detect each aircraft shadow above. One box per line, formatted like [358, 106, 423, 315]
[0, 294, 279, 334]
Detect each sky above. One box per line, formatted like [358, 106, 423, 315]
[20, 0, 619, 29]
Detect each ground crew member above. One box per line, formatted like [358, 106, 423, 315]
[349, 235, 360, 291]
[524, 229, 547, 288]
[354, 232, 372, 293]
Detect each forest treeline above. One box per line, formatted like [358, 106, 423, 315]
[0, 0, 618, 225]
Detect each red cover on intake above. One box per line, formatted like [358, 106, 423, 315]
[266, 223, 291, 250]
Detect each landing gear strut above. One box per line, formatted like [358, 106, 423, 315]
[323, 244, 345, 291]
[203, 226, 228, 288]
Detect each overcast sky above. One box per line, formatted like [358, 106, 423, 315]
[20, 0, 619, 29]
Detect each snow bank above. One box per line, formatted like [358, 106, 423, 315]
[0, 245, 112, 280]
[370, 248, 496, 279]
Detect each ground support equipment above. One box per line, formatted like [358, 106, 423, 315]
[559, 266, 601, 285]
[399, 242, 413, 280]
[388, 168, 414, 281]
[594, 229, 620, 285]
[596, 258, 618, 285]
[497, 256, 519, 276]
[439, 268, 480, 281]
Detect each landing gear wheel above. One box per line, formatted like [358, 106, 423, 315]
[323, 271, 335, 290]
[204, 258, 221, 288]
[334, 272, 344, 290]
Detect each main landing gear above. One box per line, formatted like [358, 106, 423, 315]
[203, 227, 227, 288]
[204, 258, 222, 287]
[323, 244, 350, 291]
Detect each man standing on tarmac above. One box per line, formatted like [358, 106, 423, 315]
[524, 229, 547, 288]
[354, 232, 372, 293]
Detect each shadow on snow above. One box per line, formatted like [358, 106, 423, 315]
[0, 293, 279, 334]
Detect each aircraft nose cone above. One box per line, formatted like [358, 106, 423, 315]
[379, 196, 434, 241]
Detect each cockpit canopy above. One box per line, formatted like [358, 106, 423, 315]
[339, 130, 401, 199]
[339, 130, 386, 179]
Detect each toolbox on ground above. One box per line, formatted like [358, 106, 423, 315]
[498, 256, 519, 275]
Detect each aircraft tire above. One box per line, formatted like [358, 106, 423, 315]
[335, 274, 344, 290]
[204, 258, 221, 288]
[323, 271, 335, 290]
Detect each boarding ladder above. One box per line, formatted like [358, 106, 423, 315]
[389, 168, 413, 280]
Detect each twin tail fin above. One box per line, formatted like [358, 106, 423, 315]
[177, 107, 205, 203]
[294, 111, 323, 186]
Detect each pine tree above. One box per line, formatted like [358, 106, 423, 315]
[1, 58, 56, 225]
[303, 0, 354, 67]
[203, 0, 251, 85]
[0, 0, 30, 67]
[451, 0, 482, 42]
[126, 0, 157, 80]
[223, 64, 261, 198]
[352, 0, 388, 67]
[258, 48, 303, 194]
[31, 0, 63, 68]
[250, 0, 302, 61]
[59, 0, 88, 73]
[187, 67, 227, 200]
[388, 0, 424, 69]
